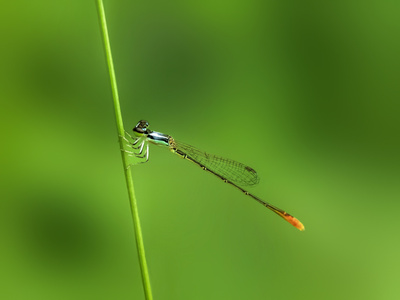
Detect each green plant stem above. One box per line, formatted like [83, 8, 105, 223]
[96, 1, 153, 299]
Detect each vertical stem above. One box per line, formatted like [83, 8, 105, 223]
[96, 1, 153, 299]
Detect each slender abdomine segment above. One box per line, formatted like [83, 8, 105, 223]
[170, 143, 304, 231]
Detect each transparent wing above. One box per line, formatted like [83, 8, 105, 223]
[174, 141, 260, 187]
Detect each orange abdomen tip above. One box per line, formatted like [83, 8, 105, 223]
[277, 211, 305, 231]
[285, 215, 305, 231]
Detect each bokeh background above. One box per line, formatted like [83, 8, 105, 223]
[1, 1, 399, 299]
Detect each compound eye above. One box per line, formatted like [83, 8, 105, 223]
[138, 120, 149, 129]
[133, 120, 150, 134]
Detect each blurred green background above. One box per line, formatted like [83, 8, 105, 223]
[1, 1, 399, 299]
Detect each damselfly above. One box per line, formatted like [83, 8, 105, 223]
[122, 120, 304, 231]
